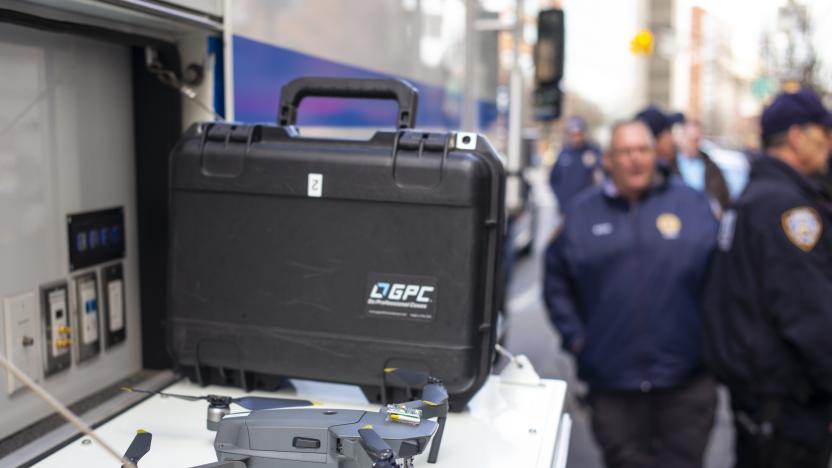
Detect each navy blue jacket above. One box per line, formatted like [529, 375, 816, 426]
[549, 143, 602, 208]
[544, 172, 718, 391]
[704, 156, 832, 400]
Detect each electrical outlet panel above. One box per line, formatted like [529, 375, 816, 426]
[3, 292, 43, 395]
[73, 272, 101, 363]
[39, 281, 72, 377]
[101, 263, 126, 349]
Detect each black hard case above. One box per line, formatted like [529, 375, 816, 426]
[167, 78, 505, 410]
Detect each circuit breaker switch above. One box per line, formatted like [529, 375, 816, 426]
[58, 325, 71, 335]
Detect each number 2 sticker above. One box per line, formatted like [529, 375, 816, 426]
[308, 173, 323, 197]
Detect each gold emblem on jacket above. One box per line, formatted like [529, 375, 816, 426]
[656, 213, 682, 239]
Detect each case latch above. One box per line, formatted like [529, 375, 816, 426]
[392, 131, 449, 187]
[200, 123, 253, 177]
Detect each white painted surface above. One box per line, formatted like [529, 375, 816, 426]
[560, 0, 649, 124]
[34, 376, 568, 468]
[0, 23, 142, 438]
[552, 413, 573, 468]
[2, 292, 42, 394]
[168, 0, 223, 17]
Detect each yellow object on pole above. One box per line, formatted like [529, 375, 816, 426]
[630, 28, 654, 55]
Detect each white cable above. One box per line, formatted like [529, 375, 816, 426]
[494, 343, 517, 362]
[180, 85, 226, 122]
[0, 353, 136, 468]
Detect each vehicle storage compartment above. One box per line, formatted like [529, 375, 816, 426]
[167, 78, 505, 410]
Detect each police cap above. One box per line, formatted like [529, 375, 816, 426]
[761, 88, 832, 142]
[635, 105, 685, 138]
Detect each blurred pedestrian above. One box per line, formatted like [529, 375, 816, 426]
[704, 89, 832, 468]
[548, 116, 602, 209]
[544, 120, 718, 468]
[636, 106, 730, 211]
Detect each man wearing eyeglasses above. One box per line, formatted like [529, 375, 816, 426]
[544, 120, 719, 468]
[704, 89, 832, 468]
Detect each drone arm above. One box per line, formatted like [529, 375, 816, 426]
[358, 428, 399, 467]
[394, 400, 447, 464]
[382, 372, 449, 464]
[426, 415, 447, 464]
[395, 382, 449, 464]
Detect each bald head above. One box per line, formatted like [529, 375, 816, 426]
[610, 120, 655, 149]
[604, 120, 658, 201]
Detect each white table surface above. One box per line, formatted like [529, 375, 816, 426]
[34, 375, 569, 468]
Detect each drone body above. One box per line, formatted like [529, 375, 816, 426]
[122, 370, 449, 468]
[212, 408, 437, 468]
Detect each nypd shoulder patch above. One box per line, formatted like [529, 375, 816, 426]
[781, 206, 822, 252]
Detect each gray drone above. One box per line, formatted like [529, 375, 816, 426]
[122, 369, 450, 468]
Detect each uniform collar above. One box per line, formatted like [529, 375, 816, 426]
[602, 165, 671, 201]
[567, 142, 595, 153]
[753, 155, 826, 201]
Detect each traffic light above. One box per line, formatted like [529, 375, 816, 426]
[534, 8, 565, 121]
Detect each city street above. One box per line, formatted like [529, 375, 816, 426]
[2, 1, 832, 465]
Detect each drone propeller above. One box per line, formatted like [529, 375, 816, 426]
[122, 387, 314, 411]
[358, 427, 398, 468]
[122, 430, 152, 467]
[383, 368, 430, 389]
[419, 383, 448, 409]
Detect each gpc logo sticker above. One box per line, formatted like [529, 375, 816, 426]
[365, 273, 439, 321]
[369, 282, 435, 303]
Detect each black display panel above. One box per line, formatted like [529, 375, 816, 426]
[67, 207, 125, 271]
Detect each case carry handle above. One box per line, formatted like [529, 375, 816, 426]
[278, 77, 419, 129]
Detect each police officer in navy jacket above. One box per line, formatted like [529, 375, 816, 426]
[544, 120, 718, 468]
[636, 105, 731, 211]
[704, 89, 832, 468]
[549, 116, 603, 209]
